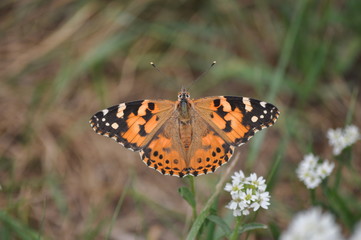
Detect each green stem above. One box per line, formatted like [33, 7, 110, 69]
[189, 176, 197, 221]
[230, 217, 242, 240]
[186, 152, 242, 240]
[334, 163, 343, 190]
[244, 212, 258, 240]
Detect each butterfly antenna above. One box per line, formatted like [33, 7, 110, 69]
[150, 61, 171, 80]
[186, 60, 216, 91]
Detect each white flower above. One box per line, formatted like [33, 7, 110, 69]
[280, 208, 344, 240]
[303, 173, 322, 189]
[224, 181, 243, 195]
[350, 221, 361, 240]
[231, 170, 247, 184]
[232, 209, 242, 217]
[317, 160, 335, 179]
[242, 209, 250, 215]
[327, 125, 360, 155]
[247, 173, 267, 191]
[225, 170, 270, 217]
[296, 154, 334, 189]
[239, 188, 255, 205]
[251, 191, 270, 211]
[226, 194, 240, 210]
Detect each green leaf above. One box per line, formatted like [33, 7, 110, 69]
[238, 223, 268, 234]
[0, 210, 40, 240]
[178, 186, 196, 208]
[206, 215, 232, 236]
[186, 208, 211, 240]
[325, 187, 355, 229]
[268, 222, 281, 240]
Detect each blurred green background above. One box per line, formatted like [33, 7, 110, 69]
[0, 0, 360, 239]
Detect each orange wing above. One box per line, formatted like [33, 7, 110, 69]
[193, 96, 280, 146]
[89, 99, 175, 151]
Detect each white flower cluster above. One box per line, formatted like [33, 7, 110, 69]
[224, 170, 270, 217]
[296, 154, 334, 189]
[327, 125, 360, 155]
[280, 208, 344, 240]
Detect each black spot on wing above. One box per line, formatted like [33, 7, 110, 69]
[215, 105, 227, 118]
[148, 102, 155, 110]
[138, 124, 147, 137]
[223, 120, 232, 132]
[142, 147, 152, 158]
[119, 100, 144, 117]
[213, 99, 221, 107]
[224, 96, 240, 111]
[142, 109, 153, 121]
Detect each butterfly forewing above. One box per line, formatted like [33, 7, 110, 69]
[193, 96, 280, 146]
[89, 100, 175, 151]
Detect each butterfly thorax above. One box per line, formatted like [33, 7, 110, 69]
[177, 90, 193, 150]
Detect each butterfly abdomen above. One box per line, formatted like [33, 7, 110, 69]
[179, 120, 192, 151]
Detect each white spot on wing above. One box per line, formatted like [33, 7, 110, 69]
[105, 122, 110, 126]
[102, 109, 109, 115]
[111, 122, 119, 129]
[119, 103, 126, 109]
[251, 116, 258, 122]
[116, 103, 126, 118]
[260, 101, 267, 108]
[243, 98, 253, 112]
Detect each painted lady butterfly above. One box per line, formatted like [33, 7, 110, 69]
[89, 88, 279, 177]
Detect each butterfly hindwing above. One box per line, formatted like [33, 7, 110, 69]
[139, 114, 235, 177]
[89, 100, 175, 151]
[187, 128, 235, 177]
[194, 96, 280, 146]
[139, 116, 187, 177]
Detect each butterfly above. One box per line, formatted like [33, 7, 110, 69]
[89, 88, 279, 177]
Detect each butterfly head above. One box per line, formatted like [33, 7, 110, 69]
[178, 88, 191, 102]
